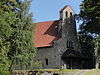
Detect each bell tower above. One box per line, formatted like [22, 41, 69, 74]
[58, 6, 76, 37]
[58, 5, 80, 52]
[56, 6, 82, 69]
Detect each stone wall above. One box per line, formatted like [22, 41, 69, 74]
[35, 47, 60, 69]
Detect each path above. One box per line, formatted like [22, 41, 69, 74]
[74, 70, 90, 75]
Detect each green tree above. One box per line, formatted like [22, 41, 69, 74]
[0, 0, 17, 74]
[94, 35, 100, 69]
[95, 35, 100, 57]
[0, 39, 10, 75]
[78, 31, 95, 68]
[79, 0, 100, 34]
[8, 0, 36, 70]
[0, 0, 37, 74]
[79, 0, 100, 68]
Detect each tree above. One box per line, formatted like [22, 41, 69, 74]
[0, 1, 16, 75]
[8, 0, 36, 70]
[0, 0, 17, 74]
[79, 0, 100, 34]
[94, 35, 100, 69]
[78, 31, 95, 68]
[79, 0, 100, 68]
[0, 39, 10, 75]
[0, 0, 37, 74]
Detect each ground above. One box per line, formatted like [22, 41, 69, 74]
[83, 69, 100, 75]
[13, 69, 100, 75]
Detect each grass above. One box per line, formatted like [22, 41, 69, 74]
[13, 69, 78, 75]
[13, 69, 78, 73]
[84, 69, 100, 75]
[13, 69, 100, 75]
[34, 69, 78, 73]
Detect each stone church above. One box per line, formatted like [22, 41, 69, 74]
[34, 5, 83, 69]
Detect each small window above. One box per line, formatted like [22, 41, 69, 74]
[67, 41, 73, 48]
[70, 12, 72, 16]
[67, 41, 69, 48]
[70, 41, 73, 48]
[45, 58, 48, 65]
[71, 41, 73, 47]
[66, 11, 68, 17]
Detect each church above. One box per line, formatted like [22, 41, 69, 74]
[34, 5, 83, 69]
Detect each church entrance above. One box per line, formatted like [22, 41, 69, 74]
[61, 49, 82, 69]
[62, 57, 82, 69]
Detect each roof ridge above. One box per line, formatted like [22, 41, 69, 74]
[36, 20, 59, 23]
[60, 5, 75, 13]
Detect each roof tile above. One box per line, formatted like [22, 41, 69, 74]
[34, 20, 59, 47]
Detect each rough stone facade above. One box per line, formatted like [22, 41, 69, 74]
[35, 6, 82, 69]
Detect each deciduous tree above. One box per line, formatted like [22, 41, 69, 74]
[79, 0, 100, 68]
[79, 0, 100, 34]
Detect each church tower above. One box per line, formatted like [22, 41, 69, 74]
[56, 5, 82, 69]
[58, 5, 81, 52]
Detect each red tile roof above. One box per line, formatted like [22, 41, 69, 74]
[34, 20, 60, 47]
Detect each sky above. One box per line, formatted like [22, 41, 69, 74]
[30, 0, 83, 29]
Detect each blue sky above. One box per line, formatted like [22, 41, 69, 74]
[30, 0, 83, 29]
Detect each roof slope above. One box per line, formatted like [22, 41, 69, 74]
[34, 20, 59, 47]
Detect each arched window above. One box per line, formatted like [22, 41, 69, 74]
[45, 58, 48, 65]
[66, 11, 68, 17]
[70, 12, 72, 16]
[71, 41, 73, 48]
[67, 41, 69, 48]
[67, 41, 73, 48]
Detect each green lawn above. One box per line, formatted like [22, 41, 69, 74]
[14, 69, 78, 75]
[13, 69, 100, 75]
[84, 69, 100, 75]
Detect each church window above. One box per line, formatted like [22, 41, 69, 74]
[70, 41, 73, 48]
[66, 11, 68, 17]
[67, 41, 69, 48]
[71, 41, 73, 47]
[70, 12, 72, 16]
[45, 58, 48, 65]
[67, 41, 73, 48]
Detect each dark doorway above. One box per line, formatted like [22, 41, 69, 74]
[61, 49, 82, 69]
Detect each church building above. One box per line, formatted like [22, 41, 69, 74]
[34, 5, 83, 69]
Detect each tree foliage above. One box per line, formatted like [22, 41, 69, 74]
[79, 0, 100, 34]
[0, 0, 17, 74]
[95, 35, 100, 57]
[78, 32, 94, 58]
[8, 0, 36, 70]
[79, 0, 100, 68]
[0, 0, 36, 74]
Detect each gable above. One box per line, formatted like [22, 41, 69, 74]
[60, 5, 75, 14]
[34, 20, 60, 47]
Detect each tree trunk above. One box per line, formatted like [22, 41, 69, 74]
[96, 62, 99, 69]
